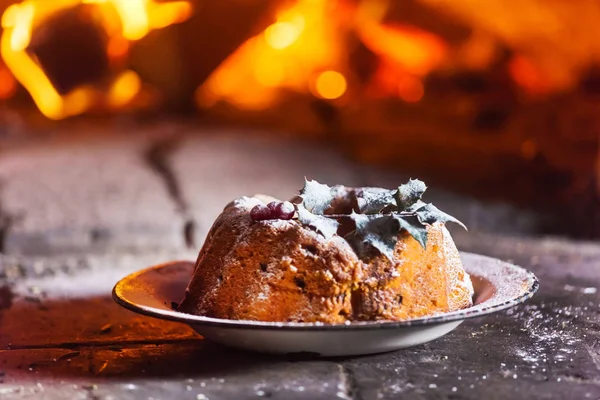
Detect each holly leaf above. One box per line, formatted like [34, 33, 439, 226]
[406, 199, 426, 212]
[346, 212, 399, 260]
[355, 188, 397, 214]
[299, 179, 334, 215]
[413, 203, 467, 230]
[292, 178, 466, 260]
[296, 204, 339, 238]
[392, 213, 429, 248]
[395, 179, 427, 210]
[346, 212, 431, 260]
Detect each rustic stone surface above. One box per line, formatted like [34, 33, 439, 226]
[0, 127, 598, 399]
[0, 344, 345, 400]
[1, 236, 599, 399]
[0, 250, 197, 349]
[0, 127, 186, 255]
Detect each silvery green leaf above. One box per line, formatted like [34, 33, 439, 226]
[293, 178, 465, 261]
[355, 188, 397, 214]
[346, 212, 400, 261]
[406, 199, 426, 212]
[296, 204, 339, 238]
[299, 179, 334, 215]
[395, 179, 427, 210]
[413, 203, 467, 230]
[392, 214, 429, 248]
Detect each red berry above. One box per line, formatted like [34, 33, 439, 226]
[267, 202, 279, 212]
[250, 205, 272, 221]
[273, 201, 295, 220]
[252, 201, 295, 221]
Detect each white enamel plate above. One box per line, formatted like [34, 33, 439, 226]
[113, 252, 538, 356]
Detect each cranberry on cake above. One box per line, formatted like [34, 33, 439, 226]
[177, 179, 474, 323]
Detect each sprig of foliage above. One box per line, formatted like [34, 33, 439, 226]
[295, 178, 466, 261]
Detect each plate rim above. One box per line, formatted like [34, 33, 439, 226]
[112, 252, 539, 331]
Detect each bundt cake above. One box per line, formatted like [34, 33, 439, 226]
[178, 179, 474, 323]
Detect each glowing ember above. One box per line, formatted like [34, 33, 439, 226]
[101, 0, 192, 40]
[107, 36, 129, 59]
[0, 64, 17, 99]
[3, 0, 580, 121]
[107, 70, 142, 109]
[397, 75, 424, 103]
[312, 70, 347, 100]
[509, 56, 552, 96]
[264, 18, 304, 50]
[0, 0, 192, 119]
[358, 22, 447, 77]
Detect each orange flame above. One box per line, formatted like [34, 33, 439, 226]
[311, 70, 347, 100]
[358, 22, 447, 77]
[0, 63, 18, 99]
[196, 0, 348, 111]
[197, 0, 447, 111]
[509, 55, 553, 96]
[1, 0, 192, 119]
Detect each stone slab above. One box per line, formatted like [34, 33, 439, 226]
[0, 250, 197, 349]
[0, 343, 346, 400]
[0, 235, 599, 399]
[0, 126, 186, 255]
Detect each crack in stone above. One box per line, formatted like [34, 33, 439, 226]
[0, 181, 14, 254]
[337, 364, 364, 400]
[557, 374, 600, 386]
[144, 136, 197, 248]
[4, 338, 203, 351]
[0, 285, 14, 310]
[587, 343, 600, 372]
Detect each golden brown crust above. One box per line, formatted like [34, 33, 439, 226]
[178, 193, 473, 323]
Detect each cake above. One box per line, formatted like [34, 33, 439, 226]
[177, 179, 474, 323]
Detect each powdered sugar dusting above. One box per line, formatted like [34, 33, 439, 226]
[505, 301, 588, 374]
[441, 226, 474, 309]
[564, 284, 597, 295]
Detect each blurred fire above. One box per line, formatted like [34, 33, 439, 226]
[359, 21, 445, 102]
[195, 0, 600, 116]
[419, 0, 600, 93]
[358, 22, 447, 77]
[508, 55, 553, 96]
[0, 62, 17, 99]
[196, 0, 447, 111]
[196, 0, 349, 111]
[0, 0, 192, 119]
[1, 0, 593, 120]
[311, 70, 347, 100]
